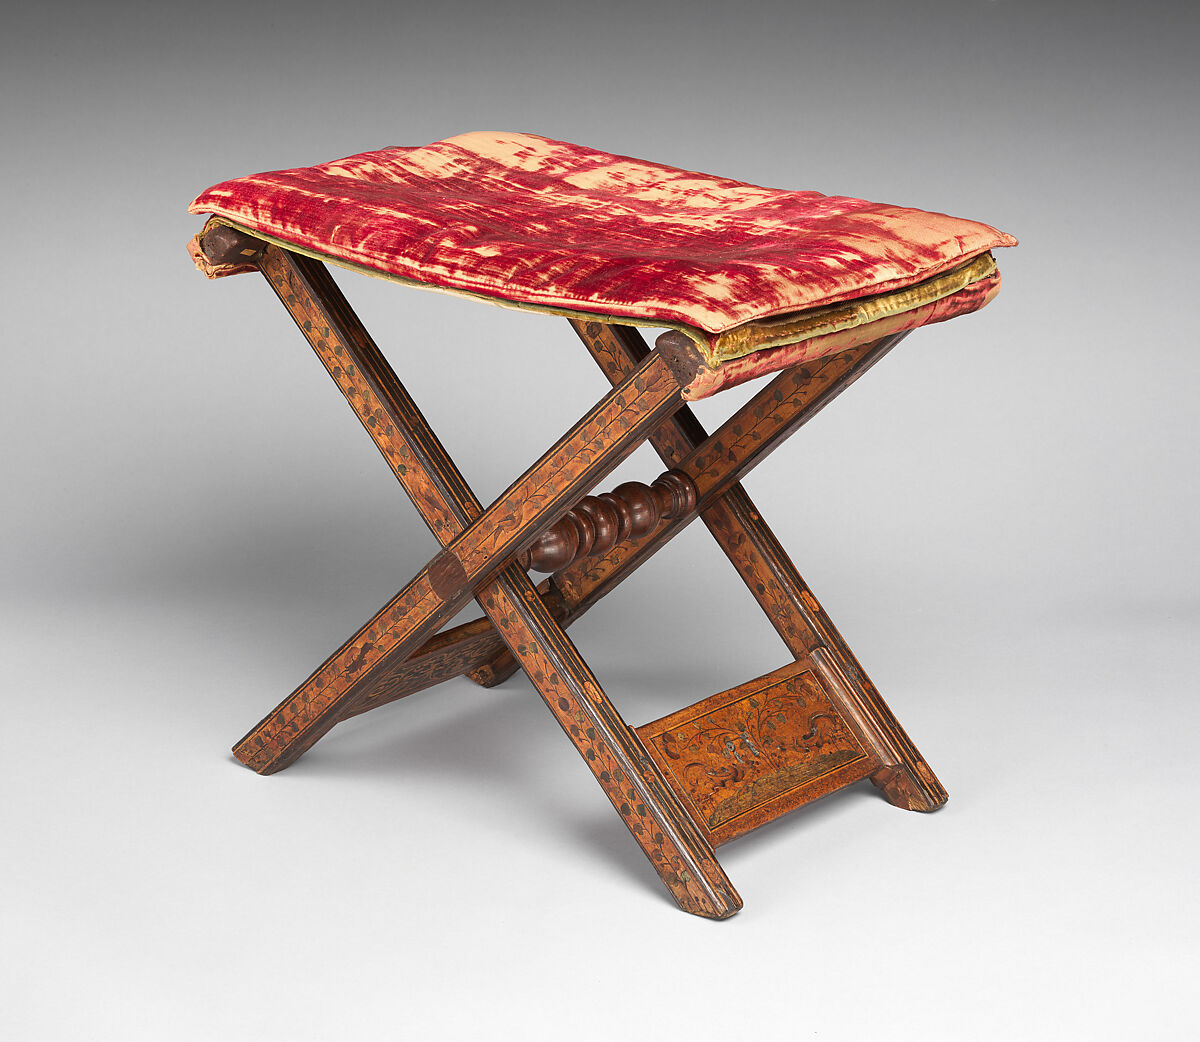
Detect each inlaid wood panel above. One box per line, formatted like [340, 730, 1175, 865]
[638, 660, 881, 845]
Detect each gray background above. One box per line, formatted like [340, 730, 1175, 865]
[3, 2, 1197, 1038]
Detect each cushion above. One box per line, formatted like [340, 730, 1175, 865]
[189, 132, 1014, 394]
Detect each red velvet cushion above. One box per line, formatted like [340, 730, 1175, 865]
[190, 132, 1014, 340]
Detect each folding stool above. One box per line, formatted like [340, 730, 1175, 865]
[188, 132, 1014, 917]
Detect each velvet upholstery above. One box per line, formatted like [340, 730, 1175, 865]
[190, 132, 1013, 396]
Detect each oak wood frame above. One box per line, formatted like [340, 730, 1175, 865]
[197, 228, 947, 918]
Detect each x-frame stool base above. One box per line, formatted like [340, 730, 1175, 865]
[198, 228, 946, 918]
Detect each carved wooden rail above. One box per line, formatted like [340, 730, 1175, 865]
[517, 470, 697, 572]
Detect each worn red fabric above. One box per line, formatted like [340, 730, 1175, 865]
[189, 132, 1014, 348]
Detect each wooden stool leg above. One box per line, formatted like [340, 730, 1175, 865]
[225, 242, 739, 916]
[478, 567, 741, 917]
[568, 321, 946, 812]
[700, 491, 946, 811]
[232, 246, 687, 774]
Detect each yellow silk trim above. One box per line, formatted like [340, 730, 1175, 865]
[708, 252, 997, 364]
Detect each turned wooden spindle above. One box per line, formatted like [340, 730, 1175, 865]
[518, 469, 697, 572]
